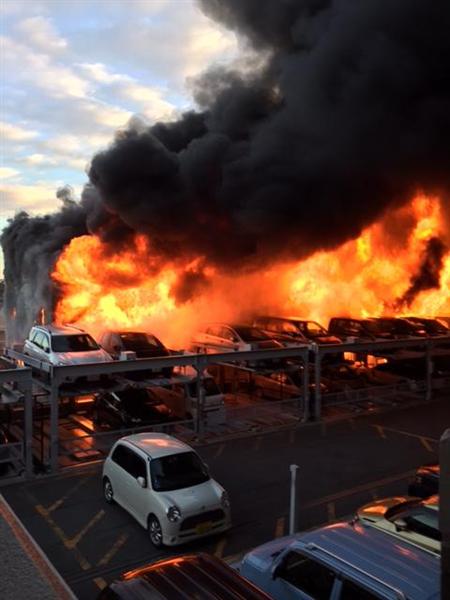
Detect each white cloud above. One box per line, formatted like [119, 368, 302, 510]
[78, 62, 129, 85]
[0, 167, 20, 180]
[1, 36, 90, 99]
[117, 82, 175, 120]
[15, 16, 67, 53]
[0, 121, 40, 141]
[0, 181, 63, 215]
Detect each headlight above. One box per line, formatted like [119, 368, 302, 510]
[167, 505, 181, 522]
[221, 491, 230, 509]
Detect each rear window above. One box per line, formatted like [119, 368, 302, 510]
[119, 332, 163, 350]
[233, 326, 268, 342]
[52, 334, 99, 352]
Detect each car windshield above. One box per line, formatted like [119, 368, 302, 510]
[304, 321, 327, 336]
[52, 334, 99, 352]
[233, 326, 269, 342]
[150, 451, 209, 491]
[119, 332, 163, 350]
[116, 388, 158, 410]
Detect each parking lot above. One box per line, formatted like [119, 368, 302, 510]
[3, 394, 447, 599]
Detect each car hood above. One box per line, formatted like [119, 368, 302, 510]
[56, 349, 112, 365]
[159, 479, 223, 513]
[357, 496, 413, 523]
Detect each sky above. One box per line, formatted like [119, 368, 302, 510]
[0, 0, 241, 266]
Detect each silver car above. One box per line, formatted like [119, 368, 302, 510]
[23, 324, 112, 366]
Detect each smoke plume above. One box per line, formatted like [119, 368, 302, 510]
[3, 0, 450, 340]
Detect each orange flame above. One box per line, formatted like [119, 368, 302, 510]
[52, 194, 450, 347]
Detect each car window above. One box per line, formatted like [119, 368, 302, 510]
[33, 332, 45, 348]
[278, 551, 336, 599]
[150, 451, 209, 491]
[111, 444, 147, 479]
[41, 334, 50, 352]
[29, 329, 40, 343]
[281, 321, 299, 334]
[340, 579, 382, 599]
[220, 327, 235, 342]
[52, 334, 100, 352]
[404, 510, 441, 541]
[206, 325, 220, 337]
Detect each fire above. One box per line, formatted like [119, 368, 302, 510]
[52, 195, 450, 348]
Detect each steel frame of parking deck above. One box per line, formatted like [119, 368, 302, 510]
[312, 336, 450, 420]
[5, 345, 311, 474]
[0, 363, 34, 481]
[4, 336, 450, 476]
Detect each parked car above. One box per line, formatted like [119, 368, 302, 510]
[97, 553, 273, 600]
[98, 331, 173, 377]
[370, 317, 427, 338]
[23, 324, 112, 367]
[239, 520, 440, 599]
[356, 495, 440, 556]
[168, 369, 226, 424]
[193, 323, 282, 353]
[102, 433, 231, 547]
[251, 367, 328, 400]
[93, 387, 179, 429]
[254, 315, 341, 345]
[328, 317, 380, 341]
[409, 464, 440, 498]
[406, 317, 449, 336]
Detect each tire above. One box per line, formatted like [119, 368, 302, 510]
[103, 477, 114, 504]
[148, 515, 164, 548]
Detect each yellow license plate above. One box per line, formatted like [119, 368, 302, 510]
[195, 521, 213, 534]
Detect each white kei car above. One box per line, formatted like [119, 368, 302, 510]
[102, 433, 231, 547]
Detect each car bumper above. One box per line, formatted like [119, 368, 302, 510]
[162, 512, 231, 546]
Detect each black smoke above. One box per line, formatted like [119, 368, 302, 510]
[3, 0, 450, 340]
[397, 237, 447, 308]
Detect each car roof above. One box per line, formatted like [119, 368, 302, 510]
[103, 553, 273, 600]
[296, 522, 440, 599]
[120, 433, 192, 458]
[32, 323, 87, 336]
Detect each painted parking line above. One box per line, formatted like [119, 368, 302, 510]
[97, 532, 129, 567]
[420, 437, 434, 452]
[374, 425, 386, 439]
[371, 424, 438, 443]
[94, 577, 107, 590]
[47, 474, 92, 514]
[35, 504, 91, 571]
[67, 510, 105, 549]
[212, 443, 226, 460]
[214, 537, 227, 558]
[274, 517, 285, 538]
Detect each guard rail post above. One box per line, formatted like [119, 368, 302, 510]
[314, 347, 322, 420]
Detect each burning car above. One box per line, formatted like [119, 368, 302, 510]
[23, 324, 112, 367]
[192, 323, 282, 354]
[254, 315, 340, 345]
[98, 330, 173, 377]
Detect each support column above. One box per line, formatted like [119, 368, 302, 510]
[440, 429, 450, 599]
[425, 342, 433, 402]
[302, 350, 310, 422]
[49, 371, 59, 473]
[194, 356, 207, 438]
[314, 349, 322, 421]
[23, 374, 33, 479]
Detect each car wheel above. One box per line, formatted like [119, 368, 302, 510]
[148, 515, 164, 548]
[103, 477, 114, 504]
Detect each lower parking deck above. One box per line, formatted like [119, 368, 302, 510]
[3, 394, 448, 600]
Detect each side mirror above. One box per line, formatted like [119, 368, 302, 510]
[395, 518, 408, 532]
[137, 476, 146, 488]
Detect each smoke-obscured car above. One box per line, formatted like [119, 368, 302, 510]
[23, 324, 113, 366]
[98, 331, 173, 377]
[408, 464, 439, 498]
[93, 387, 179, 429]
[356, 495, 440, 556]
[328, 317, 380, 341]
[406, 317, 449, 336]
[102, 433, 231, 547]
[370, 317, 427, 338]
[254, 315, 341, 345]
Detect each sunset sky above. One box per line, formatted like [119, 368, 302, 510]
[0, 0, 241, 248]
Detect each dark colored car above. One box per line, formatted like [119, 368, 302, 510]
[370, 317, 427, 338]
[406, 317, 449, 336]
[93, 387, 178, 429]
[328, 317, 380, 341]
[408, 464, 440, 498]
[97, 552, 273, 600]
[0, 427, 11, 475]
[254, 315, 341, 345]
[99, 331, 173, 377]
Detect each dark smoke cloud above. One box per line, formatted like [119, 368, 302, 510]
[88, 0, 450, 269]
[3, 0, 450, 340]
[397, 237, 447, 308]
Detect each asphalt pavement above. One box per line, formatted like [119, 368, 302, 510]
[3, 395, 448, 599]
